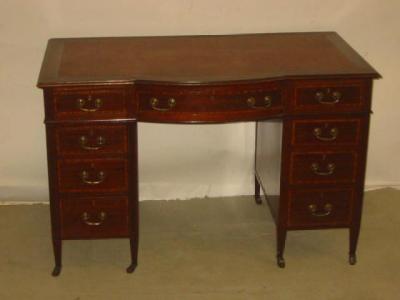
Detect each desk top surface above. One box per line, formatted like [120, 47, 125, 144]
[37, 32, 380, 88]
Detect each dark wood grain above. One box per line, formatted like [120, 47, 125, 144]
[289, 151, 358, 185]
[290, 118, 363, 147]
[37, 32, 380, 273]
[52, 86, 129, 120]
[287, 188, 354, 229]
[291, 78, 371, 113]
[137, 81, 283, 123]
[37, 32, 380, 88]
[60, 196, 129, 239]
[54, 124, 128, 156]
[57, 158, 129, 193]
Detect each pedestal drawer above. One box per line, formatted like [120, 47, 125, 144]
[60, 196, 129, 239]
[57, 158, 129, 193]
[289, 151, 358, 185]
[290, 118, 363, 147]
[50, 86, 130, 120]
[55, 124, 128, 156]
[287, 189, 354, 229]
[292, 79, 370, 113]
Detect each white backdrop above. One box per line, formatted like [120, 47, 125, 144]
[0, 0, 398, 201]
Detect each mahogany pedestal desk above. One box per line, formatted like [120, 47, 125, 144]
[37, 32, 380, 276]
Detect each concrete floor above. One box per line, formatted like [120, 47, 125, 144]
[0, 188, 399, 299]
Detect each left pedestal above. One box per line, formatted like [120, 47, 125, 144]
[42, 85, 138, 276]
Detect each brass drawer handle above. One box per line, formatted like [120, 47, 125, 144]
[79, 136, 106, 150]
[315, 89, 342, 105]
[310, 162, 335, 176]
[247, 96, 272, 109]
[81, 211, 107, 226]
[313, 127, 338, 142]
[150, 97, 176, 111]
[81, 170, 105, 185]
[76, 96, 103, 112]
[308, 203, 333, 217]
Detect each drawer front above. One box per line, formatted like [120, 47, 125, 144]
[137, 82, 283, 122]
[292, 79, 369, 113]
[288, 189, 353, 228]
[60, 196, 129, 239]
[289, 152, 358, 185]
[55, 124, 128, 156]
[57, 158, 129, 193]
[51, 87, 129, 120]
[290, 118, 363, 146]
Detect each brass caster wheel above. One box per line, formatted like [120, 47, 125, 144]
[126, 263, 137, 273]
[277, 256, 285, 268]
[349, 254, 357, 265]
[52, 265, 62, 277]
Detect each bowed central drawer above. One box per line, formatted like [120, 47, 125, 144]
[137, 82, 283, 122]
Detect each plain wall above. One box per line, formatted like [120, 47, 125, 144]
[0, 0, 399, 201]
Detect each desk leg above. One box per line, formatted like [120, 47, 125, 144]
[277, 226, 286, 268]
[127, 202, 139, 273]
[254, 175, 262, 205]
[127, 235, 138, 273]
[254, 122, 262, 205]
[349, 191, 363, 266]
[349, 116, 369, 266]
[127, 122, 139, 273]
[46, 125, 63, 276]
[52, 239, 62, 276]
[349, 225, 359, 265]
